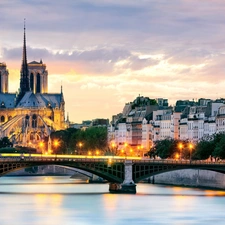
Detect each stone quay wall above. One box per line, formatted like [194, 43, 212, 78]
[151, 169, 225, 189]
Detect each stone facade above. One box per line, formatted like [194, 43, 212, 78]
[0, 26, 66, 150]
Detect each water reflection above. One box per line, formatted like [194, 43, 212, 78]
[0, 176, 225, 225]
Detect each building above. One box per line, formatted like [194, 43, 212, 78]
[0, 24, 66, 151]
[108, 97, 225, 155]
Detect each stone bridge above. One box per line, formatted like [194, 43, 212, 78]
[1, 154, 225, 194]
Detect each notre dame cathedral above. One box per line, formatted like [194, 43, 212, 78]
[0, 24, 67, 150]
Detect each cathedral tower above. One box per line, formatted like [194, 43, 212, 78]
[0, 62, 8, 93]
[28, 60, 48, 94]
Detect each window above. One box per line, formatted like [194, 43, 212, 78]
[36, 73, 41, 93]
[30, 73, 34, 91]
[1, 115, 5, 123]
[32, 114, 37, 128]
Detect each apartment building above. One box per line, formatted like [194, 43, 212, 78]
[108, 97, 225, 152]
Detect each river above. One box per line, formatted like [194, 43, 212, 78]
[0, 176, 225, 225]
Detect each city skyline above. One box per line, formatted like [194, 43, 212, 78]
[1, 0, 225, 123]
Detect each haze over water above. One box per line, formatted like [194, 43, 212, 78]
[0, 176, 225, 225]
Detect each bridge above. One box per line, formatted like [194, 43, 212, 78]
[1, 153, 225, 194]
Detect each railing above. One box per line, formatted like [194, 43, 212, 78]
[0, 153, 138, 163]
[1, 154, 225, 166]
[133, 159, 225, 165]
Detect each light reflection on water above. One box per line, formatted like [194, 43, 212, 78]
[0, 176, 225, 225]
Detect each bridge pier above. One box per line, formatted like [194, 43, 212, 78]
[109, 160, 136, 194]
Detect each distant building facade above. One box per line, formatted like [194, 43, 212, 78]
[108, 96, 225, 156]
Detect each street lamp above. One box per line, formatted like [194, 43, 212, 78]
[52, 140, 60, 155]
[78, 142, 83, 155]
[121, 149, 125, 157]
[129, 148, 133, 156]
[39, 141, 44, 154]
[124, 143, 128, 157]
[54, 140, 59, 148]
[140, 145, 144, 157]
[189, 143, 193, 162]
[178, 143, 183, 160]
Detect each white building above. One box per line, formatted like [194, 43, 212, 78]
[216, 105, 225, 133]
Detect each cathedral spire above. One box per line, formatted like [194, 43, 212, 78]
[16, 19, 30, 105]
[20, 18, 30, 94]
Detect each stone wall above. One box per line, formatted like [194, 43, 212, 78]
[152, 169, 225, 189]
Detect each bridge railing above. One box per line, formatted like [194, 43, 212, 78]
[134, 159, 225, 165]
[0, 154, 127, 163]
[1, 154, 225, 165]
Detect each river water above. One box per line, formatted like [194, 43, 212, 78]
[0, 176, 225, 225]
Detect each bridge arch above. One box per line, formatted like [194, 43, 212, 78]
[0, 159, 125, 183]
[133, 162, 225, 183]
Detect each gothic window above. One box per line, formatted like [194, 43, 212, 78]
[30, 133, 34, 140]
[36, 73, 41, 93]
[32, 114, 37, 128]
[30, 73, 34, 92]
[25, 115, 29, 127]
[1, 115, 5, 123]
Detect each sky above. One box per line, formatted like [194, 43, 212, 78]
[1, 0, 225, 123]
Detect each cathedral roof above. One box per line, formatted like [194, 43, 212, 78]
[16, 91, 62, 108]
[28, 61, 42, 65]
[0, 93, 16, 108]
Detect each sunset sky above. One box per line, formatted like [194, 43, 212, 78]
[1, 0, 225, 123]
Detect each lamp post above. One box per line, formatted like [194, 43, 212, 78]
[129, 148, 133, 156]
[53, 140, 59, 155]
[140, 145, 144, 157]
[189, 143, 193, 162]
[78, 142, 83, 155]
[178, 143, 183, 160]
[124, 143, 128, 158]
[111, 143, 116, 149]
[111, 142, 116, 155]
[39, 141, 44, 154]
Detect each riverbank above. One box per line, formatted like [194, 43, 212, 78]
[149, 169, 225, 190]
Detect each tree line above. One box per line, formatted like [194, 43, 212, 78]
[0, 127, 108, 155]
[147, 132, 225, 161]
[49, 127, 108, 155]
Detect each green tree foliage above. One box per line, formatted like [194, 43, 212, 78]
[148, 139, 179, 159]
[0, 137, 13, 148]
[50, 128, 79, 154]
[72, 127, 108, 153]
[50, 127, 108, 154]
[212, 134, 225, 159]
[193, 133, 225, 160]
[192, 139, 214, 160]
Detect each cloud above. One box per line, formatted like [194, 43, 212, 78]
[2, 0, 225, 122]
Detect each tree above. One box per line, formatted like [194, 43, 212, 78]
[147, 139, 179, 159]
[193, 133, 225, 160]
[50, 128, 79, 154]
[192, 139, 213, 160]
[212, 134, 225, 159]
[50, 127, 108, 155]
[0, 137, 13, 148]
